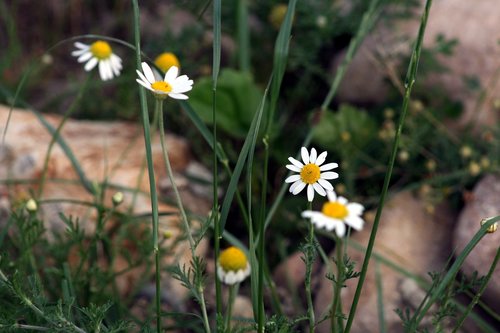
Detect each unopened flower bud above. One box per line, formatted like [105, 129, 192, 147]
[26, 199, 38, 212]
[468, 161, 481, 176]
[112, 192, 124, 206]
[480, 218, 498, 234]
[460, 145, 473, 159]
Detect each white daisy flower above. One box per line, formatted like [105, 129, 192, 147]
[71, 40, 122, 81]
[285, 147, 339, 202]
[136, 62, 193, 100]
[302, 190, 365, 237]
[217, 246, 251, 285]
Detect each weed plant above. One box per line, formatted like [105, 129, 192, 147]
[1, 0, 499, 332]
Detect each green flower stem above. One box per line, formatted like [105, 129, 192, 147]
[452, 245, 500, 333]
[375, 260, 386, 333]
[257, 137, 270, 333]
[213, 0, 223, 318]
[156, 100, 211, 333]
[343, 1, 432, 332]
[131, 1, 161, 331]
[331, 236, 343, 333]
[305, 202, 315, 333]
[224, 283, 240, 333]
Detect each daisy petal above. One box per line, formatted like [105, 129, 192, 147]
[74, 42, 89, 49]
[317, 178, 334, 192]
[301, 147, 310, 164]
[142, 62, 155, 83]
[321, 171, 339, 180]
[347, 203, 364, 215]
[307, 184, 314, 202]
[345, 216, 364, 230]
[313, 182, 326, 196]
[71, 49, 88, 56]
[285, 174, 301, 183]
[335, 222, 346, 237]
[309, 148, 317, 164]
[84, 57, 98, 71]
[136, 79, 153, 91]
[286, 164, 301, 172]
[338, 196, 348, 205]
[316, 151, 327, 166]
[77, 52, 92, 63]
[167, 93, 189, 100]
[288, 157, 304, 168]
[99, 61, 107, 81]
[164, 65, 179, 82]
[136, 70, 150, 86]
[319, 163, 338, 171]
[327, 191, 337, 202]
[292, 181, 306, 195]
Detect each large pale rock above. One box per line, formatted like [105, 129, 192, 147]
[334, 0, 500, 128]
[453, 174, 500, 311]
[314, 191, 456, 333]
[0, 105, 210, 299]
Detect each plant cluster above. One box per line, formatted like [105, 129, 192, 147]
[0, 0, 499, 333]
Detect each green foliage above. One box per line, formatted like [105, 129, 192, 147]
[189, 69, 264, 138]
[312, 104, 377, 155]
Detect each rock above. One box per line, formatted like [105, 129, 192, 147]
[231, 296, 254, 328]
[453, 174, 500, 311]
[0, 105, 211, 300]
[334, 0, 500, 128]
[314, 191, 456, 333]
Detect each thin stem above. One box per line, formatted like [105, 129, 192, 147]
[344, 1, 433, 332]
[331, 236, 343, 333]
[157, 101, 211, 333]
[213, 0, 223, 318]
[375, 260, 386, 333]
[225, 283, 239, 333]
[257, 137, 270, 333]
[305, 201, 315, 333]
[131, 1, 161, 331]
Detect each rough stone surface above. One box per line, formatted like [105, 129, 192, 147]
[0, 105, 210, 299]
[334, 0, 500, 128]
[453, 174, 500, 311]
[314, 191, 456, 333]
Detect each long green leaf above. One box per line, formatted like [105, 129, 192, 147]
[411, 216, 500, 328]
[219, 77, 272, 233]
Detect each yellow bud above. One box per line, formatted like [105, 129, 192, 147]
[425, 159, 436, 172]
[480, 218, 498, 234]
[460, 145, 473, 159]
[25, 199, 38, 212]
[468, 161, 481, 176]
[340, 131, 351, 142]
[163, 230, 173, 239]
[112, 192, 124, 206]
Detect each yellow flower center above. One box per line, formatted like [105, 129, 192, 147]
[300, 163, 321, 184]
[151, 81, 172, 93]
[322, 202, 348, 219]
[90, 41, 112, 60]
[219, 247, 248, 272]
[154, 52, 180, 72]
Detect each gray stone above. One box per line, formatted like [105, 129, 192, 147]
[314, 191, 456, 333]
[334, 0, 500, 128]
